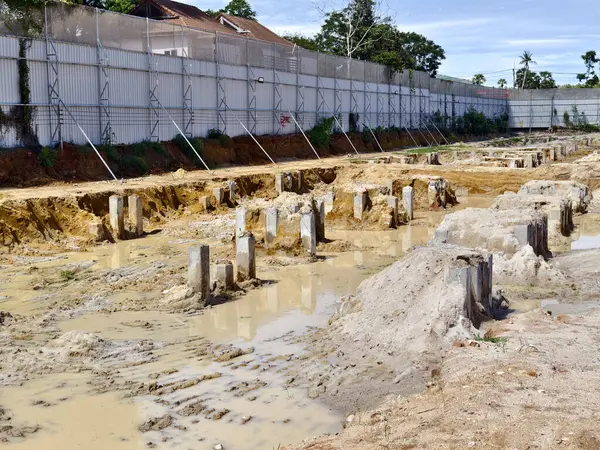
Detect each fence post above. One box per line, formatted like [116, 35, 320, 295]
[181, 26, 193, 138]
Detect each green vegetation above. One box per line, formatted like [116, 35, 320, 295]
[173, 133, 205, 167]
[206, 0, 256, 19]
[130, 141, 167, 157]
[349, 113, 360, 133]
[122, 154, 148, 174]
[283, 0, 445, 76]
[562, 105, 600, 131]
[431, 108, 509, 136]
[60, 270, 76, 281]
[98, 144, 120, 163]
[474, 335, 508, 344]
[472, 74, 486, 86]
[206, 129, 233, 147]
[38, 146, 56, 167]
[308, 117, 335, 148]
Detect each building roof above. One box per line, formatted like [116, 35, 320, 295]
[218, 14, 292, 46]
[129, 0, 291, 45]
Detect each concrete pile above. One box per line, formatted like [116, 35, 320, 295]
[235, 194, 323, 256]
[519, 180, 592, 213]
[492, 193, 573, 240]
[329, 245, 493, 374]
[434, 208, 549, 258]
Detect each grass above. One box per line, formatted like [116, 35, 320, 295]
[60, 269, 76, 281]
[474, 335, 508, 344]
[397, 144, 466, 155]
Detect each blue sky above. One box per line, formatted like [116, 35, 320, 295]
[198, 0, 600, 86]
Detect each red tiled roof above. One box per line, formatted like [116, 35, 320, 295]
[219, 14, 293, 46]
[130, 0, 291, 45]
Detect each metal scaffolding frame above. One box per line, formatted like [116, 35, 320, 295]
[295, 51, 305, 128]
[181, 28, 193, 138]
[350, 80, 359, 123]
[273, 68, 283, 135]
[389, 82, 398, 129]
[377, 83, 385, 129]
[0, 3, 524, 151]
[146, 18, 160, 142]
[334, 78, 342, 132]
[44, 7, 62, 149]
[96, 10, 111, 145]
[215, 33, 227, 133]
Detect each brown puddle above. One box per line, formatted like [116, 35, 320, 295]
[1, 373, 143, 449]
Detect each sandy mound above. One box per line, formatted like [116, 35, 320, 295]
[332, 244, 490, 371]
[493, 245, 566, 286]
[434, 207, 548, 257]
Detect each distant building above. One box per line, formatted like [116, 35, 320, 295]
[127, 0, 292, 59]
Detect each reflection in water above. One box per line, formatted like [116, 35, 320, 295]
[187, 223, 435, 344]
[571, 213, 600, 251]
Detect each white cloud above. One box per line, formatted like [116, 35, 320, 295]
[503, 38, 578, 47]
[396, 17, 495, 34]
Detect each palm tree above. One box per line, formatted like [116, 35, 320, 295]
[472, 74, 486, 85]
[519, 51, 536, 89]
[497, 78, 507, 89]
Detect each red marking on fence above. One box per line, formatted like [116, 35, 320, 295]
[280, 115, 291, 127]
[476, 90, 511, 99]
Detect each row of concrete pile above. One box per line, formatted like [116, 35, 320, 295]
[364, 133, 599, 169]
[327, 177, 593, 376]
[435, 180, 590, 258]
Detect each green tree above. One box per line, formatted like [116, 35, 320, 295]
[222, 0, 256, 19]
[578, 51, 599, 87]
[497, 78, 508, 88]
[316, 0, 392, 60]
[539, 71, 557, 89]
[472, 74, 486, 85]
[516, 68, 541, 89]
[372, 30, 445, 76]
[282, 33, 320, 51]
[519, 50, 536, 89]
[315, 1, 445, 76]
[105, 0, 137, 13]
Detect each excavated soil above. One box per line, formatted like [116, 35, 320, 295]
[1, 131, 600, 450]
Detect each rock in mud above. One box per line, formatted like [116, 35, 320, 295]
[138, 414, 173, 432]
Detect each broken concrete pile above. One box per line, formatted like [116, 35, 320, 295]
[492, 193, 573, 242]
[519, 180, 592, 213]
[433, 208, 549, 257]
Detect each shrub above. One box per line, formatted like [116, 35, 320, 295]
[98, 144, 120, 163]
[173, 133, 205, 167]
[207, 128, 224, 139]
[362, 128, 373, 144]
[218, 134, 233, 147]
[308, 117, 335, 148]
[123, 154, 148, 174]
[130, 141, 147, 156]
[38, 146, 56, 168]
[148, 141, 168, 156]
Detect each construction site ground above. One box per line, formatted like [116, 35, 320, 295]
[1, 132, 600, 450]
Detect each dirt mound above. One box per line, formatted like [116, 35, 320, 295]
[493, 245, 566, 286]
[291, 244, 492, 412]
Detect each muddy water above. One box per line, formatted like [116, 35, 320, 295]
[1, 198, 494, 449]
[571, 213, 600, 250]
[2, 373, 143, 449]
[3, 225, 443, 449]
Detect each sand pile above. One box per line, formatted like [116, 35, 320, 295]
[330, 245, 491, 373]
